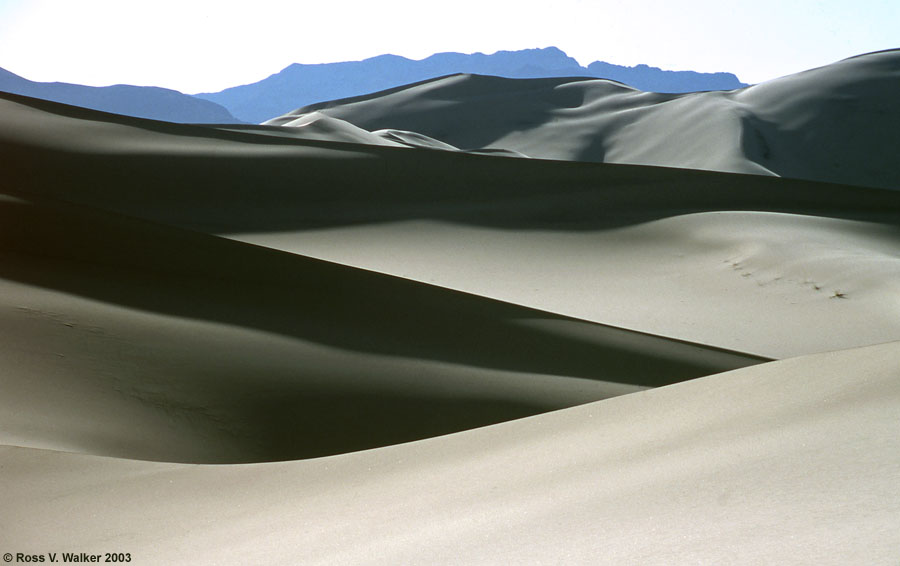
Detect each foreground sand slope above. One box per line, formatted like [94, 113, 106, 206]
[4, 92, 900, 359]
[270, 49, 900, 189]
[3, 340, 898, 564]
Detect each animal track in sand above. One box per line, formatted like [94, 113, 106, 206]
[724, 261, 849, 299]
[802, 279, 823, 291]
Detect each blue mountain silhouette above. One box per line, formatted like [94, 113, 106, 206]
[0, 66, 241, 123]
[196, 47, 746, 124]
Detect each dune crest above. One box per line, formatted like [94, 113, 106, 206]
[270, 50, 900, 189]
[4, 90, 900, 359]
[0, 190, 765, 462]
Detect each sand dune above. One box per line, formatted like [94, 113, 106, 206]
[227, 111, 408, 147]
[2, 52, 899, 564]
[3, 341, 898, 563]
[4, 90, 898, 358]
[269, 49, 900, 189]
[0, 190, 764, 462]
[241, 212, 900, 359]
[211, 114, 467, 151]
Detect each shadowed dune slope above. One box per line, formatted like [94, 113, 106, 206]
[0, 190, 763, 462]
[270, 49, 900, 189]
[3, 340, 898, 563]
[3, 91, 899, 359]
[242, 212, 900, 359]
[4, 90, 898, 232]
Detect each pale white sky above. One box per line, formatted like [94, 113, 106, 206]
[0, 0, 897, 93]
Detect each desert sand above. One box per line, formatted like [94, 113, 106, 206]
[5, 341, 899, 564]
[1, 50, 899, 564]
[270, 49, 900, 190]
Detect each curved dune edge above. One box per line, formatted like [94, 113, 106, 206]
[4, 91, 900, 362]
[271, 49, 900, 190]
[0, 190, 764, 463]
[236, 211, 900, 359]
[2, 340, 898, 564]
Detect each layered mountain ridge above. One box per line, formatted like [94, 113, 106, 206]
[196, 46, 747, 123]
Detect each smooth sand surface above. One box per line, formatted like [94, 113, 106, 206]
[270, 49, 900, 190]
[2, 50, 899, 564]
[237, 212, 900, 358]
[3, 341, 899, 564]
[4, 91, 899, 359]
[3, 190, 765, 462]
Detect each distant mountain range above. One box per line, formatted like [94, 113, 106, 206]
[197, 47, 747, 124]
[0, 47, 746, 125]
[0, 66, 241, 123]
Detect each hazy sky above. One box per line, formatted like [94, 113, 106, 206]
[0, 0, 897, 93]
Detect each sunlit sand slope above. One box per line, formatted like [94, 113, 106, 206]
[2, 341, 898, 564]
